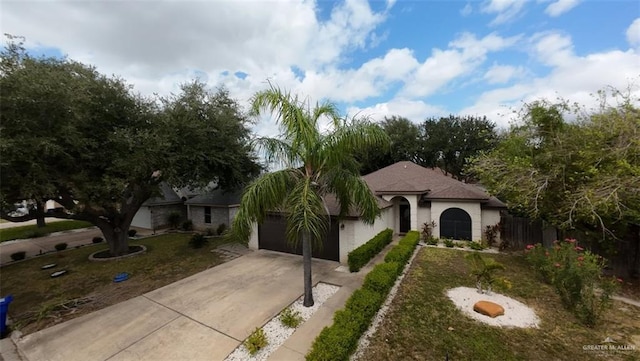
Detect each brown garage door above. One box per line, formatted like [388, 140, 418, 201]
[258, 214, 340, 261]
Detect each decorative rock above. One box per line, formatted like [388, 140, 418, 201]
[473, 300, 505, 318]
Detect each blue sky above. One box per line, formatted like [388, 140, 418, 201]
[2, 0, 639, 135]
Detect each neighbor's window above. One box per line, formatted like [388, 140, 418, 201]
[204, 206, 211, 224]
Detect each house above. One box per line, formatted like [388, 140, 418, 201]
[131, 183, 186, 231]
[248, 161, 506, 264]
[184, 189, 242, 231]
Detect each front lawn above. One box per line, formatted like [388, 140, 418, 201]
[1, 233, 230, 335]
[360, 247, 639, 361]
[0, 220, 93, 242]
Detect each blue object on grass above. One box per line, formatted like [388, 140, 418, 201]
[0, 295, 13, 336]
[113, 272, 129, 283]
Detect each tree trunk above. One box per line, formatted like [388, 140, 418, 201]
[99, 224, 130, 257]
[302, 232, 314, 307]
[35, 199, 46, 228]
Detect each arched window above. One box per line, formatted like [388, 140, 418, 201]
[440, 208, 472, 240]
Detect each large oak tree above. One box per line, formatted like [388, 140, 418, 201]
[0, 38, 261, 255]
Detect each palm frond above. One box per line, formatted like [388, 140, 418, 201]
[253, 137, 300, 169]
[285, 177, 328, 249]
[228, 169, 298, 243]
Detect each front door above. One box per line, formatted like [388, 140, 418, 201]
[399, 204, 410, 234]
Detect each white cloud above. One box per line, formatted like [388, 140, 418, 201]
[531, 31, 575, 67]
[481, 0, 528, 25]
[348, 98, 448, 123]
[401, 32, 521, 97]
[483, 64, 526, 84]
[544, 0, 581, 17]
[627, 18, 640, 47]
[460, 33, 640, 128]
[460, 3, 473, 16]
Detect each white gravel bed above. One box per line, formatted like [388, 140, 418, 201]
[447, 287, 540, 328]
[351, 245, 423, 361]
[224, 282, 340, 361]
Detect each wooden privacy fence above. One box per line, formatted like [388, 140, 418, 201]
[500, 213, 639, 277]
[500, 213, 557, 249]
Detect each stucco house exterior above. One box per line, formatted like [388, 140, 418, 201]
[184, 189, 242, 231]
[248, 161, 506, 263]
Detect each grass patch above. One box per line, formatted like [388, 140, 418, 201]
[0, 233, 231, 334]
[361, 247, 640, 361]
[0, 220, 93, 242]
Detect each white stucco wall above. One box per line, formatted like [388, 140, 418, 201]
[431, 201, 482, 241]
[131, 206, 152, 229]
[416, 205, 432, 232]
[248, 222, 259, 250]
[481, 209, 502, 243]
[339, 207, 394, 263]
[381, 194, 420, 232]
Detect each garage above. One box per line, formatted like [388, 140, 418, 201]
[258, 214, 340, 261]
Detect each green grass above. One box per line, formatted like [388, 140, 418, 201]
[361, 247, 640, 361]
[0, 220, 93, 242]
[0, 233, 231, 334]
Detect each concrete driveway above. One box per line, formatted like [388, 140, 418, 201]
[15, 250, 355, 361]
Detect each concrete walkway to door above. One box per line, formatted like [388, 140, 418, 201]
[13, 249, 368, 361]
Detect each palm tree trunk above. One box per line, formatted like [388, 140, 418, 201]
[302, 231, 314, 307]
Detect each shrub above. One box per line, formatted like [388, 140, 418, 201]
[363, 262, 400, 295]
[10, 251, 26, 261]
[92, 236, 104, 244]
[443, 239, 455, 248]
[525, 239, 620, 327]
[420, 221, 436, 242]
[469, 241, 486, 250]
[398, 231, 420, 248]
[385, 232, 419, 264]
[244, 327, 268, 356]
[54, 243, 68, 251]
[347, 228, 393, 272]
[454, 241, 466, 248]
[128, 229, 137, 237]
[189, 233, 207, 249]
[279, 307, 302, 328]
[24, 230, 47, 239]
[307, 231, 420, 361]
[167, 211, 182, 229]
[181, 220, 193, 231]
[484, 223, 500, 247]
[426, 237, 439, 246]
[216, 223, 227, 236]
[205, 228, 215, 236]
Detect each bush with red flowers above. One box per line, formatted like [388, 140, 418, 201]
[525, 239, 619, 327]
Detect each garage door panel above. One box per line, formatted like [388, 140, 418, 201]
[258, 215, 339, 261]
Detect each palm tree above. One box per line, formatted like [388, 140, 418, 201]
[229, 84, 389, 307]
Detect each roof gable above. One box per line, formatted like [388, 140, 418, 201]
[362, 161, 491, 201]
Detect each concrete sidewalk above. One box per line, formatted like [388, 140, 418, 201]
[9, 248, 376, 361]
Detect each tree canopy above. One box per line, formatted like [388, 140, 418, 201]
[357, 115, 498, 180]
[0, 37, 261, 255]
[470, 88, 640, 248]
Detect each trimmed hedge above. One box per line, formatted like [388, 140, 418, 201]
[307, 232, 420, 361]
[347, 228, 393, 272]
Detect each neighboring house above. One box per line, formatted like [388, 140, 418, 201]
[248, 161, 506, 264]
[131, 183, 186, 230]
[185, 189, 242, 231]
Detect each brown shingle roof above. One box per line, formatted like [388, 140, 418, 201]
[363, 161, 497, 201]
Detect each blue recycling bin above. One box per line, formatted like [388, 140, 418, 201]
[0, 295, 13, 336]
